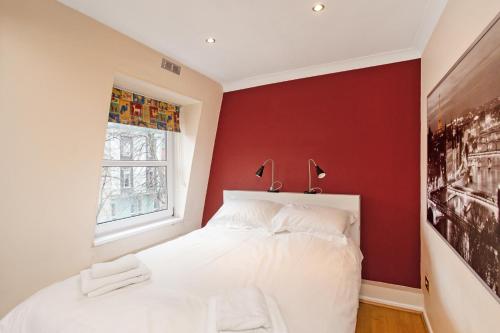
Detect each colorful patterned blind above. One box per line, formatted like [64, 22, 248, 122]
[108, 87, 180, 132]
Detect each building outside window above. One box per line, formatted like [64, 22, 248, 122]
[120, 135, 132, 160]
[96, 122, 174, 234]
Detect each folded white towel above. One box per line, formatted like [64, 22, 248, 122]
[85, 273, 150, 297]
[213, 287, 272, 332]
[208, 289, 287, 333]
[90, 254, 140, 279]
[80, 262, 151, 297]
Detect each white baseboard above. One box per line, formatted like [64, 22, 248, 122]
[423, 309, 434, 333]
[359, 280, 424, 312]
[360, 280, 434, 332]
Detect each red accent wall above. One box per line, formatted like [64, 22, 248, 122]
[203, 60, 421, 288]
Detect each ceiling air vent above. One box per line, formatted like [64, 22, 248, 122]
[161, 58, 181, 75]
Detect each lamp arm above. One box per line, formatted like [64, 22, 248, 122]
[307, 159, 317, 191]
[271, 180, 283, 191]
[272, 160, 275, 189]
[262, 159, 275, 190]
[310, 186, 323, 193]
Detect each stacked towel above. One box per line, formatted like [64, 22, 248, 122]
[80, 255, 151, 297]
[90, 254, 139, 278]
[208, 287, 288, 333]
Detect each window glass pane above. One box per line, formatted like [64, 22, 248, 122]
[96, 166, 168, 224]
[103, 122, 166, 161]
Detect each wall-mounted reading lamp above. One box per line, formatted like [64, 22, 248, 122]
[305, 159, 326, 194]
[255, 159, 282, 192]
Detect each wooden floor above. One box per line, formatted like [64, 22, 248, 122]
[355, 302, 428, 333]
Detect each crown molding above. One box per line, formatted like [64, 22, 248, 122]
[412, 0, 448, 52]
[222, 1, 448, 93]
[222, 47, 421, 92]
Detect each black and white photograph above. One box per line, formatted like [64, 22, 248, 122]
[427, 16, 500, 300]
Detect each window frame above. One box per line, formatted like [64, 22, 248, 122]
[95, 129, 175, 237]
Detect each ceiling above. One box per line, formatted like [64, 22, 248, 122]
[59, 0, 447, 91]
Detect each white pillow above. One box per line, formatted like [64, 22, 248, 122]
[271, 203, 356, 237]
[208, 199, 283, 229]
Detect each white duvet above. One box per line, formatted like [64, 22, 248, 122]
[0, 226, 363, 333]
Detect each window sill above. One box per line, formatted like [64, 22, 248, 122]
[93, 216, 183, 247]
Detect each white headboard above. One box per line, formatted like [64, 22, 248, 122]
[223, 190, 361, 247]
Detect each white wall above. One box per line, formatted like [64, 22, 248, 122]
[0, 0, 222, 316]
[420, 1, 500, 332]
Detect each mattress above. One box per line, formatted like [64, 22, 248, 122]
[0, 226, 363, 333]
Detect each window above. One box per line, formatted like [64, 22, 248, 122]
[110, 203, 116, 217]
[120, 136, 132, 160]
[96, 122, 174, 234]
[146, 167, 155, 189]
[130, 197, 138, 214]
[120, 167, 132, 190]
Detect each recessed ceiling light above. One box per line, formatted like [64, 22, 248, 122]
[312, 3, 325, 12]
[205, 37, 216, 44]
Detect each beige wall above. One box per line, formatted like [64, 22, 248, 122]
[0, 0, 222, 316]
[420, 1, 500, 332]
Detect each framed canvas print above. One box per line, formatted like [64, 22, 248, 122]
[427, 14, 500, 301]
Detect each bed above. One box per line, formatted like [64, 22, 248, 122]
[0, 190, 363, 333]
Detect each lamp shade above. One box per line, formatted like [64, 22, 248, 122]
[255, 165, 265, 177]
[315, 165, 326, 179]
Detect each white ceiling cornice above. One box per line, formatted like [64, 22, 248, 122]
[223, 0, 448, 92]
[412, 0, 448, 52]
[222, 47, 421, 92]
